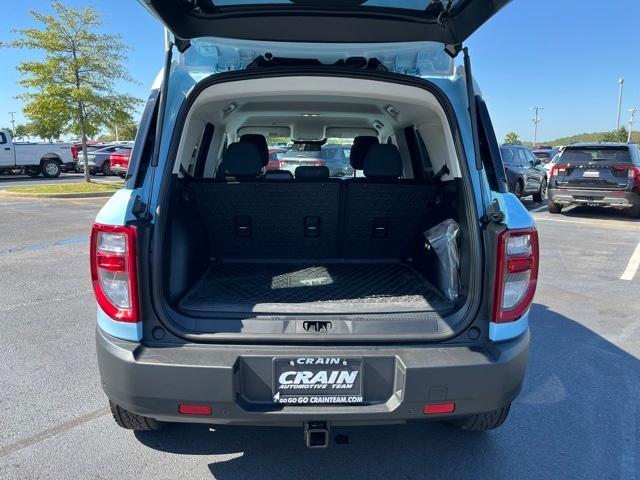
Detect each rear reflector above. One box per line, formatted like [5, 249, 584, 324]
[424, 403, 456, 415]
[179, 404, 212, 416]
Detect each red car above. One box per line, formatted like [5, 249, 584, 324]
[265, 148, 288, 171]
[109, 149, 131, 178]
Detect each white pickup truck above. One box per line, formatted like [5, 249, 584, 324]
[0, 129, 74, 178]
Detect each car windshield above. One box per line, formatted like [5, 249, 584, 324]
[561, 147, 631, 163]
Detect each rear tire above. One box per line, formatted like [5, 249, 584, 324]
[514, 180, 524, 199]
[547, 200, 563, 214]
[629, 205, 640, 218]
[450, 404, 511, 432]
[101, 161, 112, 176]
[532, 178, 547, 203]
[109, 401, 165, 431]
[41, 159, 62, 178]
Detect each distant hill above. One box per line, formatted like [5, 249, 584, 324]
[539, 131, 640, 146]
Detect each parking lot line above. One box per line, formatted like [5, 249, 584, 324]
[533, 216, 640, 231]
[620, 242, 640, 281]
[530, 205, 547, 213]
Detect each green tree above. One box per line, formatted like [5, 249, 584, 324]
[504, 132, 522, 145]
[22, 94, 68, 141]
[14, 124, 30, 140]
[600, 126, 628, 142]
[3, 2, 141, 181]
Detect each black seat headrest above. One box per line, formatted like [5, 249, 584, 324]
[217, 142, 263, 179]
[263, 169, 294, 181]
[363, 144, 403, 179]
[295, 165, 330, 181]
[350, 136, 379, 170]
[240, 134, 269, 166]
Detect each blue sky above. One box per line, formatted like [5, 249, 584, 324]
[1, 0, 639, 142]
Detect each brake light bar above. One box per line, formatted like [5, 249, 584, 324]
[90, 223, 139, 323]
[492, 228, 539, 323]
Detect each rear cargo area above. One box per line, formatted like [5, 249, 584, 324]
[153, 75, 477, 337]
[179, 260, 453, 314]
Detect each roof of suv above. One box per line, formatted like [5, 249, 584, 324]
[567, 142, 629, 148]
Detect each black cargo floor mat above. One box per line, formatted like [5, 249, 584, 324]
[178, 261, 454, 314]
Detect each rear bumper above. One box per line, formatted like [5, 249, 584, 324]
[548, 187, 640, 208]
[96, 327, 530, 426]
[61, 161, 75, 172]
[110, 165, 128, 176]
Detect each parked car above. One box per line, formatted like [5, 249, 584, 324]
[547, 142, 640, 217]
[265, 147, 288, 171]
[532, 148, 558, 167]
[543, 153, 559, 175]
[72, 143, 112, 172]
[279, 144, 353, 177]
[93, 0, 536, 447]
[109, 147, 133, 178]
[0, 129, 73, 178]
[500, 144, 548, 201]
[77, 144, 131, 176]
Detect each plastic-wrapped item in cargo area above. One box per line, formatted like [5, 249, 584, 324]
[424, 219, 460, 301]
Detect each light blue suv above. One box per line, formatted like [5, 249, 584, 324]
[92, 0, 537, 447]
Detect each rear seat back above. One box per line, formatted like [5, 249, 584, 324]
[343, 144, 436, 258]
[188, 142, 435, 260]
[189, 144, 340, 259]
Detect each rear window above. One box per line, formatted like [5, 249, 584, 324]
[561, 147, 631, 163]
[275, 138, 354, 178]
[284, 143, 321, 159]
[212, 0, 445, 11]
[533, 152, 551, 160]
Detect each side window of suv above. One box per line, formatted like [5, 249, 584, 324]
[516, 148, 528, 164]
[0, 132, 7, 144]
[523, 149, 537, 164]
[501, 147, 515, 164]
[415, 130, 434, 175]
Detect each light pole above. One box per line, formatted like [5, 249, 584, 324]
[628, 108, 638, 143]
[616, 78, 624, 130]
[8, 112, 16, 133]
[530, 106, 543, 146]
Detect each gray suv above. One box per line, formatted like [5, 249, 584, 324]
[547, 143, 640, 217]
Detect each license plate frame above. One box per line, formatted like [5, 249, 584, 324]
[272, 357, 364, 405]
[583, 170, 600, 178]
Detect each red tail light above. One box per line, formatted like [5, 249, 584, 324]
[313, 160, 325, 167]
[71, 146, 78, 160]
[492, 228, 539, 323]
[549, 163, 568, 177]
[630, 166, 640, 190]
[90, 224, 139, 323]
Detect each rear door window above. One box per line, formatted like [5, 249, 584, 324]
[516, 149, 528, 164]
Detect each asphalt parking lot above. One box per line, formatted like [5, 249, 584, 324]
[0, 194, 638, 479]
